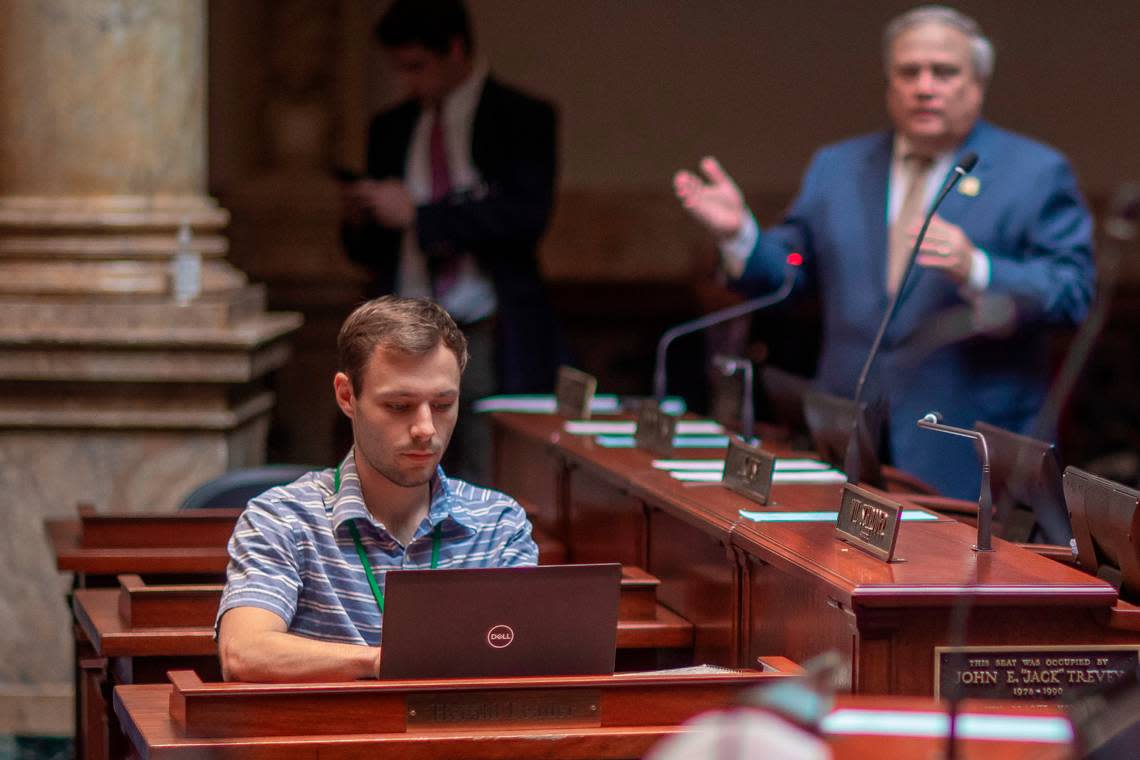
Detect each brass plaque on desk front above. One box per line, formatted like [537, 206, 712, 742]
[722, 437, 776, 505]
[934, 645, 1140, 702]
[555, 366, 598, 419]
[834, 484, 902, 562]
[635, 401, 676, 456]
[406, 688, 601, 729]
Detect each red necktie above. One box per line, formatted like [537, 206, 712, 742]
[429, 108, 452, 201]
[428, 108, 460, 300]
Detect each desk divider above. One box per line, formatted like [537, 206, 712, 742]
[166, 667, 790, 739]
[75, 505, 241, 549]
[117, 574, 222, 628]
[112, 567, 664, 628]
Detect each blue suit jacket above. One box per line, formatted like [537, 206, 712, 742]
[737, 121, 1094, 498]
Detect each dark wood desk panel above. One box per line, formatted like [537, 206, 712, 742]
[113, 675, 1074, 760]
[646, 507, 739, 667]
[735, 515, 1120, 695]
[73, 506, 241, 548]
[554, 424, 727, 569]
[47, 511, 234, 585]
[113, 669, 786, 759]
[633, 469, 889, 669]
[491, 412, 570, 537]
[558, 436, 659, 567]
[564, 464, 648, 566]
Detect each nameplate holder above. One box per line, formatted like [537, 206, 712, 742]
[555, 366, 598, 420]
[722, 437, 776, 505]
[834, 484, 902, 562]
[634, 401, 676, 456]
[934, 645, 1140, 702]
[406, 688, 601, 730]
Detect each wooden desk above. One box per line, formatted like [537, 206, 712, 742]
[732, 509, 1120, 695]
[47, 505, 237, 759]
[74, 568, 695, 759]
[112, 671, 1074, 759]
[49, 501, 634, 759]
[47, 506, 238, 586]
[489, 411, 1132, 698]
[492, 411, 846, 667]
[75, 569, 692, 659]
[112, 666, 797, 759]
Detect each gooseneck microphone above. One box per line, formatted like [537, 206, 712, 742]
[843, 152, 979, 484]
[916, 412, 994, 551]
[652, 253, 803, 402]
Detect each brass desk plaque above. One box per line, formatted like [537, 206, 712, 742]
[934, 645, 1140, 702]
[835, 484, 902, 562]
[555, 366, 598, 419]
[722, 437, 776, 505]
[406, 688, 601, 729]
[634, 401, 676, 456]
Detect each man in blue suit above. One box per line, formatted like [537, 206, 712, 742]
[674, 5, 1094, 499]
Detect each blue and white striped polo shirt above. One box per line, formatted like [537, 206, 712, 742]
[216, 448, 538, 645]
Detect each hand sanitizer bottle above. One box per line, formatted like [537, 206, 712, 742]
[171, 221, 201, 305]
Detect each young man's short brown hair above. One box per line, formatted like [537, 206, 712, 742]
[338, 296, 469, 393]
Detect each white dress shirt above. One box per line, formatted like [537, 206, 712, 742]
[720, 136, 989, 296]
[397, 61, 497, 324]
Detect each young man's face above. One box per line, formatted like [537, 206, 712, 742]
[386, 38, 468, 106]
[886, 21, 984, 155]
[335, 342, 460, 488]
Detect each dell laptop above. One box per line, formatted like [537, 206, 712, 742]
[378, 563, 621, 680]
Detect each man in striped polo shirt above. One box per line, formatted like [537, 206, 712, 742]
[217, 296, 538, 682]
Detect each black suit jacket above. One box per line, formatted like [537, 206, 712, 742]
[343, 77, 562, 393]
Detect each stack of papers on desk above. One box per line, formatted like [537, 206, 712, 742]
[652, 458, 831, 472]
[670, 469, 848, 484]
[594, 435, 731, 449]
[474, 394, 686, 415]
[565, 420, 723, 436]
[655, 457, 847, 484]
[738, 509, 939, 522]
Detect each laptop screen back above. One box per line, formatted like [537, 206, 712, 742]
[378, 563, 621, 680]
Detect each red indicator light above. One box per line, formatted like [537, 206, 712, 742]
[787, 252, 804, 266]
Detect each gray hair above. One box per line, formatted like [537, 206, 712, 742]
[883, 5, 994, 82]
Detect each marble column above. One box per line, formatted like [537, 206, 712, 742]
[0, 0, 300, 734]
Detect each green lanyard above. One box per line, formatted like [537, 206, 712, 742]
[335, 465, 442, 615]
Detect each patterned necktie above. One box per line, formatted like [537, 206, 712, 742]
[887, 154, 934, 295]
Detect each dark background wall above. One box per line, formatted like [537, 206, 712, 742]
[207, 1, 1140, 478]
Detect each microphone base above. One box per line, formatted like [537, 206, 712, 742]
[971, 545, 996, 553]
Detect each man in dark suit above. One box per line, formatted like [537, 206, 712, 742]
[674, 5, 1094, 499]
[341, 0, 561, 483]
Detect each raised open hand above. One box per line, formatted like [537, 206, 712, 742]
[673, 156, 746, 240]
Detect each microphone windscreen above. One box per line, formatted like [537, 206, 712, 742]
[957, 151, 979, 173]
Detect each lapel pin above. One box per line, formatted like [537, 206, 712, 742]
[958, 176, 981, 197]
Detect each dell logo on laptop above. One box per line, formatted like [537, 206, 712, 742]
[486, 624, 515, 648]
